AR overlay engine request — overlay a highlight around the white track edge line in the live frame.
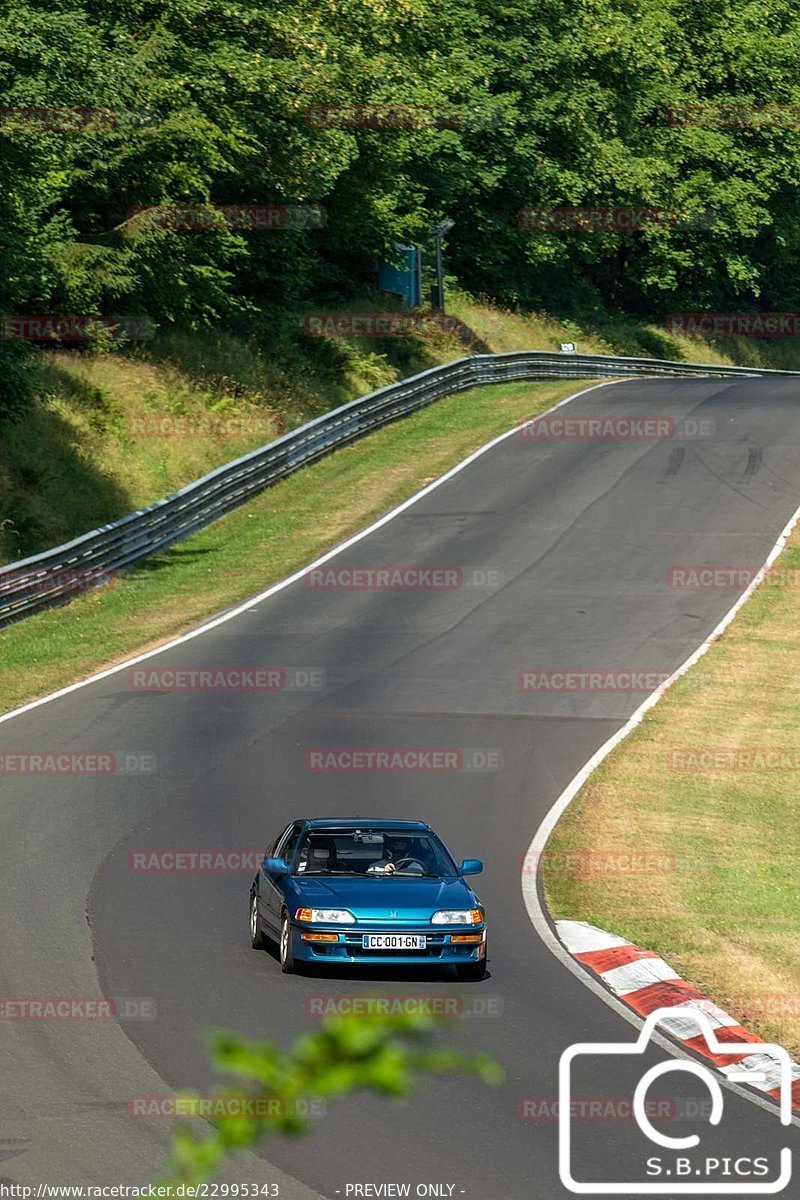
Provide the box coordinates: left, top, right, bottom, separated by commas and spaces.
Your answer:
0, 378, 626, 728
521, 482, 800, 1128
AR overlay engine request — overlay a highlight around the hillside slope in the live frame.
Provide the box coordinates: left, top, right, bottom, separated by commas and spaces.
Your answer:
3, 292, 799, 565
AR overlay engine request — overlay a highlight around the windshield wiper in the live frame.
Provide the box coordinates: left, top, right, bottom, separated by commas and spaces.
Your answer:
299, 869, 360, 876
387, 871, 440, 878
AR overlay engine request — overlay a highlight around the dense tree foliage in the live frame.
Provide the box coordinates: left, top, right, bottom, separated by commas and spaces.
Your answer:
2, 0, 799, 408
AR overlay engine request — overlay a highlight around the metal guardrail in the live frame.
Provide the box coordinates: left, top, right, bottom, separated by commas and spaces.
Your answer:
1, 348, 797, 628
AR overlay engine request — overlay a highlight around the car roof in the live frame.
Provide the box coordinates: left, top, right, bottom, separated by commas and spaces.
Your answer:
301, 818, 431, 831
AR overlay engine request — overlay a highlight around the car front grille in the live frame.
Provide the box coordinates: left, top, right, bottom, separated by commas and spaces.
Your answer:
340, 930, 447, 957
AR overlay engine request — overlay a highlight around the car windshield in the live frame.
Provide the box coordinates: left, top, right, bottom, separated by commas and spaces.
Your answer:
293, 828, 457, 877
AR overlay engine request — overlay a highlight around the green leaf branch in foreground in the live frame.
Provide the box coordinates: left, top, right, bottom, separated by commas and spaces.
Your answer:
157, 1011, 503, 1187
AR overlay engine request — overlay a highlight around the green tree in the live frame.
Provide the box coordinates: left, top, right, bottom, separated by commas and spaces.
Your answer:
157, 1011, 501, 1188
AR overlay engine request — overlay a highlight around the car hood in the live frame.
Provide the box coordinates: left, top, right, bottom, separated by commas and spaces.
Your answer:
289, 875, 479, 921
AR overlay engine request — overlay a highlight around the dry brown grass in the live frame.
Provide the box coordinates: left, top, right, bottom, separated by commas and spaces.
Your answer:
546, 542, 800, 1053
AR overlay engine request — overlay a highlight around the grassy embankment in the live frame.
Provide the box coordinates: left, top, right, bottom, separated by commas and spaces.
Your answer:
5, 291, 800, 565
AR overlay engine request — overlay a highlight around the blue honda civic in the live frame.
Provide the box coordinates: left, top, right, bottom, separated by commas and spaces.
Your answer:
249, 818, 487, 978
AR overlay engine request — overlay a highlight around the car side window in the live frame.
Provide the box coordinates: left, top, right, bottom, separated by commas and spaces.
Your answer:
264, 824, 292, 866
276, 822, 303, 865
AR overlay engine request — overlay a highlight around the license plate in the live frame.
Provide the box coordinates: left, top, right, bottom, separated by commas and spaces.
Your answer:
362, 934, 426, 950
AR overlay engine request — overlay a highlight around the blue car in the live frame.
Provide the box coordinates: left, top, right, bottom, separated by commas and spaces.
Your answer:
249, 818, 487, 979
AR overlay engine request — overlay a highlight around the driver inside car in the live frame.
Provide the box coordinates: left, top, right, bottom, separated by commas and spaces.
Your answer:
381, 834, 430, 874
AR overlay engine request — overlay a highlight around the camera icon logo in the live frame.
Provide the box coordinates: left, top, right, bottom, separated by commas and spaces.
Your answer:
559, 1005, 793, 1194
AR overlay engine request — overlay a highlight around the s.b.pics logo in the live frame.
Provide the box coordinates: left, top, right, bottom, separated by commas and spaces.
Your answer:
559, 1006, 793, 1193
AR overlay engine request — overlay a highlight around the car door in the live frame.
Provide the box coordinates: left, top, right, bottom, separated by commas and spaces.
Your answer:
261, 822, 303, 933
256, 824, 289, 935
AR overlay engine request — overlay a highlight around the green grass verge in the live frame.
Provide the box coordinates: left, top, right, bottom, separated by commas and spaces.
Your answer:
544, 535, 800, 1056
0, 319, 463, 564
7, 289, 800, 565
0, 377, 583, 716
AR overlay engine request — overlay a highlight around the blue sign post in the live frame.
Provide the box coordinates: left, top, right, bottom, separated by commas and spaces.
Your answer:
378, 243, 422, 307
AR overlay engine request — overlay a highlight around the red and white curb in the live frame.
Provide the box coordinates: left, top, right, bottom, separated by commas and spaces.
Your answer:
557, 920, 800, 1111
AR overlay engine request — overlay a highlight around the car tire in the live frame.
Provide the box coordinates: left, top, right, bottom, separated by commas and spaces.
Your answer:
455, 953, 487, 981
250, 893, 267, 950
279, 910, 296, 973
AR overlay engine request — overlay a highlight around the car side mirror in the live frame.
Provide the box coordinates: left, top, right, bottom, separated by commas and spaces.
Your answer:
263, 856, 289, 877
460, 858, 483, 876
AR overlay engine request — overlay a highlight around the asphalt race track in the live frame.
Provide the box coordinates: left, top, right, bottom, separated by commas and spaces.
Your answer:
2, 375, 800, 1198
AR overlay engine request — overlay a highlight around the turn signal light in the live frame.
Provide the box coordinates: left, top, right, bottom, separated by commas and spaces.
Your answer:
451, 933, 484, 944
300, 931, 339, 942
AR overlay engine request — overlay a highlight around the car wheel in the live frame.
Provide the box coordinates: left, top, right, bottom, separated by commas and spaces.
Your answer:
250, 893, 267, 950
279, 910, 296, 973
455, 953, 487, 981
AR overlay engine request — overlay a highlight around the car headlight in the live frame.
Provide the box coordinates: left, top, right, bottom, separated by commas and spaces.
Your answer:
431, 909, 483, 925
295, 907, 355, 924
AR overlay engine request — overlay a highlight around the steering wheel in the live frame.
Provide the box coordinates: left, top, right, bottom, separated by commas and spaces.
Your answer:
389, 857, 426, 874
